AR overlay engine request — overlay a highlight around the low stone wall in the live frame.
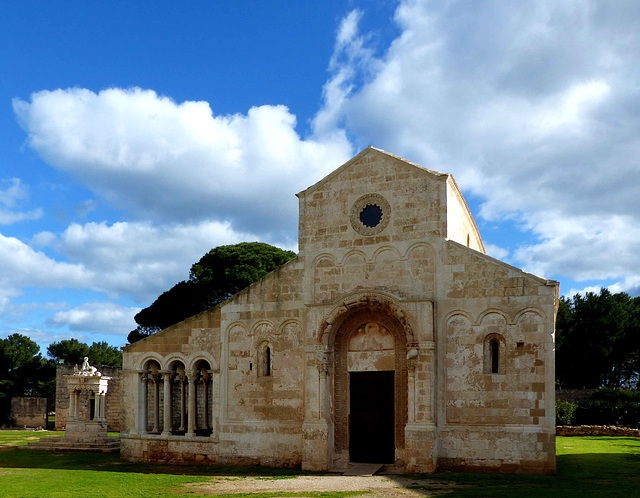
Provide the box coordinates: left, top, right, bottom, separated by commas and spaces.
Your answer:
10, 397, 47, 428
55, 365, 121, 431
556, 425, 640, 437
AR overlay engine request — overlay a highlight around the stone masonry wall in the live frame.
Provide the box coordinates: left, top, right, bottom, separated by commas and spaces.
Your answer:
10, 397, 47, 428
55, 365, 121, 431
557, 425, 640, 437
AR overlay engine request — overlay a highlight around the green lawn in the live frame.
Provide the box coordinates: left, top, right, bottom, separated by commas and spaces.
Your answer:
0, 432, 638, 497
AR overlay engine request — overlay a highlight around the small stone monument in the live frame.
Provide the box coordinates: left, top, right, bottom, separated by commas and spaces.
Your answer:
64, 357, 111, 440
21, 358, 119, 452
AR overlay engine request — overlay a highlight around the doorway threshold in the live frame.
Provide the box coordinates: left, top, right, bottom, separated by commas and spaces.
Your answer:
343, 463, 384, 476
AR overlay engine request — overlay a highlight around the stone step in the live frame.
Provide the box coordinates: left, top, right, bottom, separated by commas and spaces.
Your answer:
20, 436, 120, 453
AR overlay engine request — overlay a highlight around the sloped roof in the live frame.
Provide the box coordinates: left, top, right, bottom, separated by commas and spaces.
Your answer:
297, 146, 449, 198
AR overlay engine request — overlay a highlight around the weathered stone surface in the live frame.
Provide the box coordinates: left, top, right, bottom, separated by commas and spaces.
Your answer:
10, 397, 47, 428
121, 147, 558, 474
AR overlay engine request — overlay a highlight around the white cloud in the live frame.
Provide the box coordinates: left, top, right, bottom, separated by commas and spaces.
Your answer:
43, 219, 259, 303
47, 302, 140, 335
316, 1, 640, 292
0, 178, 42, 224
0, 232, 90, 300
13, 87, 353, 241
484, 243, 509, 261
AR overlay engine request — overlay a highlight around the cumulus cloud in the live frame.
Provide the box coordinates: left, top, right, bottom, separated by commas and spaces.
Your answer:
318, 1, 640, 291
38, 219, 260, 303
47, 302, 140, 335
0, 232, 90, 296
13, 88, 352, 242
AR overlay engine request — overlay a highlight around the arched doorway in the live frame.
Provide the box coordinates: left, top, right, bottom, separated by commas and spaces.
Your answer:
331, 307, 408, 465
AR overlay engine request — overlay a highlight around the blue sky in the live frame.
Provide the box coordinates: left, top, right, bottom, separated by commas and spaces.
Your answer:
2, 1, 640, 354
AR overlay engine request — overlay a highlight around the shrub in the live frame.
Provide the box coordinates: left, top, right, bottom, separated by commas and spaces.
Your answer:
571, 388, 640, 427
556, 400, 578, 425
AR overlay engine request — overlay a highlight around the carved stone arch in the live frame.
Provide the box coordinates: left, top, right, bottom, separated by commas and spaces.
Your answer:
514, 307, 547, 324
477, 308, 510, 326
138, 353, 165, 371
312, 252, 339, 268
514, 308, 548, 342
405, 241, 436, 260
165, 353, 187, 371
372, 245, 403, 262
279, 319, 302, 340
226, 322, 248, 343
328, 297, 410, 465
251, 320, 276, 339
444, 311, 474, 338
186, 353, 218, 372
340, 249, 367, 266
318, 291, 416, 349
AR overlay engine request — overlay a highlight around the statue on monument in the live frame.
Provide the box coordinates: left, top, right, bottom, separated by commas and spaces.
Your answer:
73, 357, 101, 377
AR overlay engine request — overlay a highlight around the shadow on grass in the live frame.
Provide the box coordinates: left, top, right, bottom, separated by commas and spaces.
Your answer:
0, 449, 320, 477
0, 438, 638, 497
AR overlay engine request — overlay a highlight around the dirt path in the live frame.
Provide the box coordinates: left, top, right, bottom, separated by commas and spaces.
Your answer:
181, 474, 458, 497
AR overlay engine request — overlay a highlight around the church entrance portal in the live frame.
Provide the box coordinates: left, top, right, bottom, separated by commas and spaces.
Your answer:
349, 371, 395, 463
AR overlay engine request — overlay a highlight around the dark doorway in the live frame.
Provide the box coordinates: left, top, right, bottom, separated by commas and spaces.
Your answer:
349, 371, 395, 463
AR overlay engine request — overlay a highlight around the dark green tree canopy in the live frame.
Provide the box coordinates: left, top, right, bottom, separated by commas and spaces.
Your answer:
129, 242, 296, 343
47, 339, 122, 367
0, 334, 55, 424
556, 289, 640, 389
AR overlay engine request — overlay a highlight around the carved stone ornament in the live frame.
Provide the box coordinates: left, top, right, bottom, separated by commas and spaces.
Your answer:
349, 193, 391, 236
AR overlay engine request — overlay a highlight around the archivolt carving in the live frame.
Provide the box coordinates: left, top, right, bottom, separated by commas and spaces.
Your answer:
280, 320, 301, 339
318, 291, 415, 347
226, 323, 248, 343
477, 309, 509, 326
252, 321, 275, 338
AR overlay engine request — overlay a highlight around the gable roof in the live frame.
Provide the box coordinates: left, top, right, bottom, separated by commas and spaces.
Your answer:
297, 146, 449, 198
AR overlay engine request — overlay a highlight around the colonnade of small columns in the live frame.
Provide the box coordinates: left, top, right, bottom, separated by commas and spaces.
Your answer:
139, 366, 216, 437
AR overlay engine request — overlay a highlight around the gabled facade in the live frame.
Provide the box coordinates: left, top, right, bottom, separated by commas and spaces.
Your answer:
121, 147, 558, 474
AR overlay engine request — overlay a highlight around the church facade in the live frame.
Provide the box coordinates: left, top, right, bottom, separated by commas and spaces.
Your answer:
120, 147, 558, 474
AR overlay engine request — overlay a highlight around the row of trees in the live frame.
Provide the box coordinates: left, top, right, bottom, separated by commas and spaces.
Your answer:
556, 288, 640, 390
0, 335, 121, 425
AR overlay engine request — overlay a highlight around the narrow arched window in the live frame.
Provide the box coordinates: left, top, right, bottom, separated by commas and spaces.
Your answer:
258, 342, 272, 377
491, 339, 499, 374
484, 334, 505, 375
265, 346, 271, 377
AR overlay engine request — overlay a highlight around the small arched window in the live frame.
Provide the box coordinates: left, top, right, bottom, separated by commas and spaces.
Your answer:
258, 342, 272, 377
483, 334, 505, 374
491, 339, 500, 374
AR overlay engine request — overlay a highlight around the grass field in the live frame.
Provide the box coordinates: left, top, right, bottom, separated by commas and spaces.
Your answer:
0, 431, 638, 497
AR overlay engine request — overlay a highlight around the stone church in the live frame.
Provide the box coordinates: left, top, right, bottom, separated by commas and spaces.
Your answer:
121, 147, 558, 474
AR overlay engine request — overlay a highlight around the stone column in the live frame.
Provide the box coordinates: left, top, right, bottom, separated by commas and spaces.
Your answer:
407, 348, 418, 423
162, 372, 172, 435
178, 375, 187, 432
151, 373, 160, 433
139, 372, 148, 434
100, 393, 107, 420
186, 370, 197, 437
302, 348, 332, 471
202, 371, 210, 430
93, 392, 101, 420
69, 391, 76, 421
74, 391, 80, 419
